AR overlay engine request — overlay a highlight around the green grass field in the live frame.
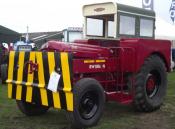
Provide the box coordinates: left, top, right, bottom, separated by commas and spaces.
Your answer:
0, 72, 175, 129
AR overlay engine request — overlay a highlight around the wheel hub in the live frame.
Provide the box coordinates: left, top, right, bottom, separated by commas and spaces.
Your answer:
147, 76, 155, 91
79, 91, 99, 120
146, 74, 158, 98
82, 98, 94, 109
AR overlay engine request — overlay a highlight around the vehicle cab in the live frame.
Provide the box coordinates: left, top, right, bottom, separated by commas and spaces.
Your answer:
83, 2, 155, 39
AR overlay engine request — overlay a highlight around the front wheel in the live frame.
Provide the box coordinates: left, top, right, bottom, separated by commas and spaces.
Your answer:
134, 55, 167, 112
16, 101, 49, 116
67, 78, 105, 129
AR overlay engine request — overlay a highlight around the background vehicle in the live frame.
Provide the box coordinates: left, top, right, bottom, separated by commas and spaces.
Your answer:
0, 43, 9, 83
6, 2, 171, 129
61, 27, 83, 42
13, 40, 37, 51
0, 32, 37, 84
13, 26, 37, 51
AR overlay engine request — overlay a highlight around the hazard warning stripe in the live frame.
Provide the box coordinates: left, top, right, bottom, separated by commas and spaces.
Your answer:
21, 52, 30, 101
61, 52, 73, 111
43, 52, 50, 86
12, 84, 17, 99
61, 53, 72, 91
11, 52, 19, 99
26, 52, 35, 102
16, 51, 25, 100
21, 86, 27, 102
43, 52, 53, 106
22, 52, 30, 83
54, 52, 67, 109
48, 52, 61, 109
7, 51, 15, 98
36, 52, 48, 106
36, 52, 45, 88
7, 51, 73, 111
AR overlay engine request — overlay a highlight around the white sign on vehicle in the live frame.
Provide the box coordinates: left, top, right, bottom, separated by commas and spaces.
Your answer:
142, 0, 154, 10
47, 71, 61, 92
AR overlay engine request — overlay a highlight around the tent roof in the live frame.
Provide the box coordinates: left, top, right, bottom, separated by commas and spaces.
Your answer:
155, 17, 175, 40
0, 25, 19, 35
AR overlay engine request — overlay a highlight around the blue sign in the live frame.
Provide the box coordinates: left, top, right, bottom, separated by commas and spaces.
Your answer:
142, 0, 154, 10
170, 0, 175, 23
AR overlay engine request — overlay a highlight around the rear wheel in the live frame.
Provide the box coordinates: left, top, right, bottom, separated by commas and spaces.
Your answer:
134, 55, 167, 112
16, 101, 49, 116
67, 78, 105, 129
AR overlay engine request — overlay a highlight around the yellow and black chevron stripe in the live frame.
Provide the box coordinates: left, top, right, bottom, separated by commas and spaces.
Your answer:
6, 51, 73, 111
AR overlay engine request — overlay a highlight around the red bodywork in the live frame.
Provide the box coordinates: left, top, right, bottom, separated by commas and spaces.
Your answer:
41, 38, 171, 104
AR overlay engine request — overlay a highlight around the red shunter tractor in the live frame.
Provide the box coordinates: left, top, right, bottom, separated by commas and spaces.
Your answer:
6, 2, 171, 129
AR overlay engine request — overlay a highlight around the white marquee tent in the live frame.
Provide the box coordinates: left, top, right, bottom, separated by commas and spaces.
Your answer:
155, 17, 175, 41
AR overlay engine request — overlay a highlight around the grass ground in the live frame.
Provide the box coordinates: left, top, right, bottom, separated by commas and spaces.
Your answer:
0, 72, 175, 129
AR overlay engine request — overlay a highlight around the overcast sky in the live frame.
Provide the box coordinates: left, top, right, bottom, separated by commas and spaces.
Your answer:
0, 0, 174, 33
0, 0, 141, 33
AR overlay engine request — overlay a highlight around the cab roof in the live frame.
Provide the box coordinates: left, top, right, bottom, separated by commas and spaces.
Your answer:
83, 2, 155, 18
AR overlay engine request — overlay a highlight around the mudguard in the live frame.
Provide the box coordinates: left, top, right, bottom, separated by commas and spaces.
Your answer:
6, 51, 73, 111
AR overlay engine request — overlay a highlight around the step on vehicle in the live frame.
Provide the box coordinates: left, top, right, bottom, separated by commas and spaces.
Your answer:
6, 2, 171, 129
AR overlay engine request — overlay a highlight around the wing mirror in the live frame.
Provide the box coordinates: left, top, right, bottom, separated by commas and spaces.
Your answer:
2, 43, 9, 50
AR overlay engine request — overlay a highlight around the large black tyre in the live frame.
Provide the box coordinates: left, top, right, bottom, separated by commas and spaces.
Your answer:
67, 78, 105, 129
16, 101, 49, 116
1, 64, 7, 84
134, 55, 167, 112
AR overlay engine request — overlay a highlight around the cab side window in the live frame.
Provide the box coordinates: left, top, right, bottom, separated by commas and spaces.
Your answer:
140, 19, 154, 37
119, 15, 136, 35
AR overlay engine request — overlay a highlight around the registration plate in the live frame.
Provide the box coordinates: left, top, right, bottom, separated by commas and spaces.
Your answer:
18, 45, 32, 51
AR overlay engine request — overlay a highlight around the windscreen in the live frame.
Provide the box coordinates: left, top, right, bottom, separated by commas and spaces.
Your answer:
86, 18, 104, 36
108, 21, 115, 37
86, 15, 115, 38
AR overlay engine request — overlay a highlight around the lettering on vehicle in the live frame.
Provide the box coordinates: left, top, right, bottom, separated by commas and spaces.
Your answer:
89, 64, 106, 69
94, 7, 105, 12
